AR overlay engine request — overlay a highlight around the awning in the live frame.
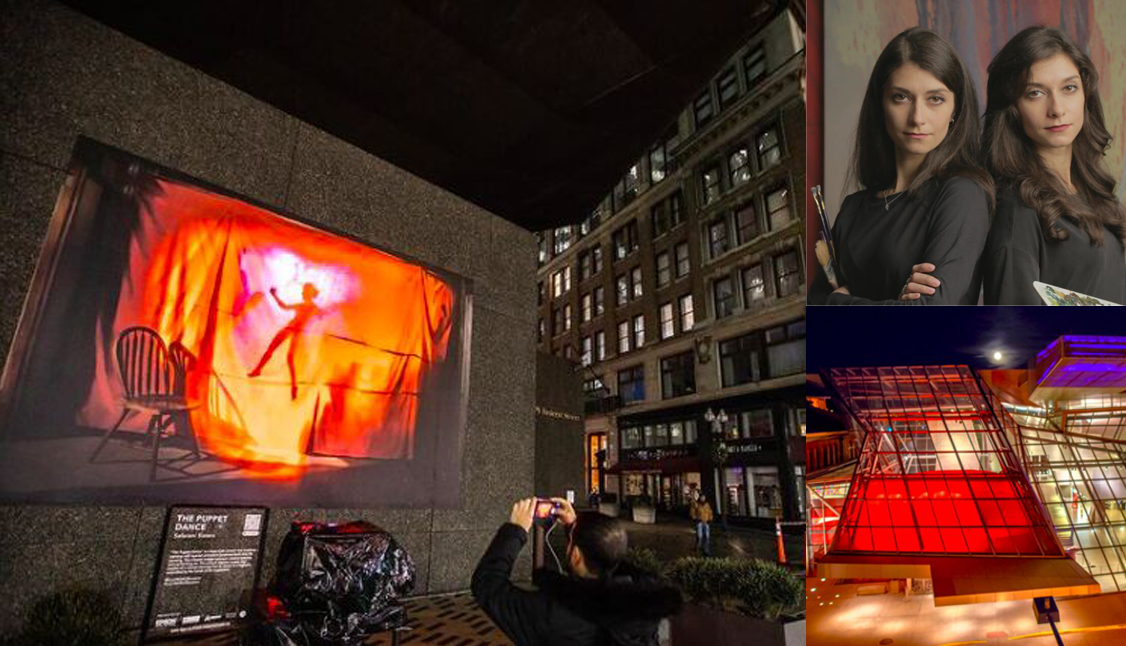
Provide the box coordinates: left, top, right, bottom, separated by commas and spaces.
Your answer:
816, 554, 1099, 606
605, 456, 701, 476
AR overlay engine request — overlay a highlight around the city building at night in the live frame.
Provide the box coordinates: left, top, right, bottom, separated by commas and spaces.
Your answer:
810, 335, 1126, 604
534, 6, 806, 528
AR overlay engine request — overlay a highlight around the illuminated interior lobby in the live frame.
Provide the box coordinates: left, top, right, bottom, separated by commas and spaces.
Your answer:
810, 335, 1126, 606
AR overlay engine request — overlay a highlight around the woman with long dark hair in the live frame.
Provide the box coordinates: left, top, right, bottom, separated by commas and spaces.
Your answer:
809, 27, 994, 305
979, 26, 1126, 304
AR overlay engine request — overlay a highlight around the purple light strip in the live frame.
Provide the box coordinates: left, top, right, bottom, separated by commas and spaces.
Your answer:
1037, 357, 1061, 386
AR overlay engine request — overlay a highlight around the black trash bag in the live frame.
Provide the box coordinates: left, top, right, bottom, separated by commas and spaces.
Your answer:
256, 521, 414, 645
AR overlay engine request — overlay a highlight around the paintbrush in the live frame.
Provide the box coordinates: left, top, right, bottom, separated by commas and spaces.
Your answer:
811, 185, 842, 288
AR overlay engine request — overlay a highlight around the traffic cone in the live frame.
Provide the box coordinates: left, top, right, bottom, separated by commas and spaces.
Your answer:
775, 516, 787, 565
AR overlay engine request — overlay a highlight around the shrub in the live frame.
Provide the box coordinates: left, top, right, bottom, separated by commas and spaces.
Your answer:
623, 547, 665, 577
666, 557, 803, 620
4, 587, 129, 646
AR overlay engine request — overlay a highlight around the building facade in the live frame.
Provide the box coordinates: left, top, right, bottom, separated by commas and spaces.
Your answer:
534, 7, 806, 528
811, 335, 1126, 599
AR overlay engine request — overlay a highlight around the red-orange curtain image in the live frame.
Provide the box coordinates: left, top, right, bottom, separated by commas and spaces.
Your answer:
76, 180, 455, 466
0, 140, 469, 506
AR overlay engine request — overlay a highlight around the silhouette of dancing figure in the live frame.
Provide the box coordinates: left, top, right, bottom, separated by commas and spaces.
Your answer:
248, 283, 322, 399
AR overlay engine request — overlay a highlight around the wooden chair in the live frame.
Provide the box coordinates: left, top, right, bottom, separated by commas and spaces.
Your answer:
89, 326, 199, 481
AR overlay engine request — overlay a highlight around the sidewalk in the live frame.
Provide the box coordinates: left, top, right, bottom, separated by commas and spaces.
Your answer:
547, 511, 805, 569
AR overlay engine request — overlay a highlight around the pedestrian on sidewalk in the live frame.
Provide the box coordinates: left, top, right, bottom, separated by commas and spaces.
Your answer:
689, 493, 713, 557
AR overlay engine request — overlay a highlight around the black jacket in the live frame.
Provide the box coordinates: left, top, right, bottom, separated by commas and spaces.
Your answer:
471, 523, 683, 646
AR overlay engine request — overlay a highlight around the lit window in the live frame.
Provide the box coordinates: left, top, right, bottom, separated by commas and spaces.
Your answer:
631, 266, 643, 299
593, 287, 605, 316
633, 314, 645, 349
729, 147, 751, 186
656, 252, 671, 287
581, 336, 592, 366
616, 274, 629, 306
618, 320, 630, 354
709, 217, 730, 259
595, 330, 606, 361
581, 292, 592, 322
659, 303, 675, 340
744, 264, 765, 303
701, 164, 722, 205
758, 126, 782, 171
766, 185, 791, 231
678, 294, 694, 332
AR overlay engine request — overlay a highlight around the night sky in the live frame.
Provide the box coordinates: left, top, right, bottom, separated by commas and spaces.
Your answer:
807, 306, 1126, 371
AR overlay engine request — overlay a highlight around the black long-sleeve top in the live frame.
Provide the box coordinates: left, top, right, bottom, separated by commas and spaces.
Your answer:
809, 177, 990, 305
983, 186, 1126, 305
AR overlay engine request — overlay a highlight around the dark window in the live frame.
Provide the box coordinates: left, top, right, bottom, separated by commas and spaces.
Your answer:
708, 217, 730, 259
579, 251, 592, 280
661, 352, 696, 399
669, 190, 683, 227
744, 264, 765, 303
656, 252, 671, 287
774, 249, 801, 298
583, 377, 606, 395
720, 332, 761, 387
537, 232, 548, 266
714, 276, 736, 319
717, 67, 740, 109
613, 221, 639, 260
650, 144, 667, 184
674, 242, 690, 278
594, 286, 605, 316
741, 409, 774, 439
618, 365, 646, 404
766, 185, 791, 231
701, 164, 722, 205
581, 336, 592, 366
729, 147, 751, 187
757, 126, 782, 171
693, 90, 714, 128
744, 46, 766, 88
621, 426, 642, 449
735, 202, 759, 244
631, 266, 643, 299
538, 318, 544, 343
766, 320, 806, 378
538, 281, 544, 305
552, 307, 563, 336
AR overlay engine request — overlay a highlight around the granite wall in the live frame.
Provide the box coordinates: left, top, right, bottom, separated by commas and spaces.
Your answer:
533, 352, 585, 502
0, 0, 536, 633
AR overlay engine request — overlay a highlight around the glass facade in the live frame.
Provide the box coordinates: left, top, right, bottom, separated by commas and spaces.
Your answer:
827, 366, 1062, 557
817, 342, 1126, 592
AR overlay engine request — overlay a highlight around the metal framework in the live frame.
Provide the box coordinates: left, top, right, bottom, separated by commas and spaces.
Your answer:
826, 366, 1063, 557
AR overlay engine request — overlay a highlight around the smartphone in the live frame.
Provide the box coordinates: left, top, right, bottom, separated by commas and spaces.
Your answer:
534, 499, 559, 519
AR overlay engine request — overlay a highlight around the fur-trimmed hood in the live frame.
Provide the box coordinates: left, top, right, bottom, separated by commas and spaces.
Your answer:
533, 563, 683, 645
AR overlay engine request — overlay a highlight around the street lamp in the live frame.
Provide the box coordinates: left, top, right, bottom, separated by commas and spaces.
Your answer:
704, 408, 731, 530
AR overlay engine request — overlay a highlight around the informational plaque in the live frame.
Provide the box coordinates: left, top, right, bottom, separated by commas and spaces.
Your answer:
143, 506, 268, 641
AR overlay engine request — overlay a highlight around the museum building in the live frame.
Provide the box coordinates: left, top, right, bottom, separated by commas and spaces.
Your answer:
809, 335, 1126, 604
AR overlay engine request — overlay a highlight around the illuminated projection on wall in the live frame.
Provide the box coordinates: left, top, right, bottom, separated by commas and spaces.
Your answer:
0, 139, 471, 507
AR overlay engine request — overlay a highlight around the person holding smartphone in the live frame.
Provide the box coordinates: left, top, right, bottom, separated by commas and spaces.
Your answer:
471, 497, 682, 646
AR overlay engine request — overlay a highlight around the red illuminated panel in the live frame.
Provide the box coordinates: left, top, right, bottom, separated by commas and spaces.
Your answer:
827, 366, 1064, 558
75, 179, 455, 471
